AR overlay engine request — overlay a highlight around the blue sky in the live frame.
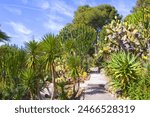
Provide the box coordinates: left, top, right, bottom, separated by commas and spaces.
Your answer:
0, 0, 136, 47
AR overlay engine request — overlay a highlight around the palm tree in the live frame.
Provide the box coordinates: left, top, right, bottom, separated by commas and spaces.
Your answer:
25, 40, 40, 99
40, 34, 61, 100
0, 29, 9, 42
25, 40, 39, 70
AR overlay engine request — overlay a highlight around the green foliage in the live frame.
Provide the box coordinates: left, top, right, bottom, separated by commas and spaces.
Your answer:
127, 76, 150, 100
59, 24, 96, 54
0, 45, 26, 99
0, 2, 149, 100
59, 24, 96, 70
106, 55, 150, 99
73, 4, 121, 31
67, 55, 80, 79
21, 69, 36, 99
40, 34, 62, 99
41, 34, 61, 70
104, 18, 149, 57
56, 76, 68, 100
132, 0, 150, 12
25, 40, 39, 70
99, 27, 107, 47
107, 52, 141, 91
0, 29, 9, 42
125, 8, 150, 41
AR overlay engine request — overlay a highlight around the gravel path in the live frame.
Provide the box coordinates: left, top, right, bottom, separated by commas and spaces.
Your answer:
80, 73, 116, 100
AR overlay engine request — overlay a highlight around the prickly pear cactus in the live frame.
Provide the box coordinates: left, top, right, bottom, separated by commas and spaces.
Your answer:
104, 17, 150, 57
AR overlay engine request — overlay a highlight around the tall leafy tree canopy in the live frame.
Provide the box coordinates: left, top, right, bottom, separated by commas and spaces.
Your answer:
58, 24, 96, 56
73, 4, 121, 32
132, 0, 150, 12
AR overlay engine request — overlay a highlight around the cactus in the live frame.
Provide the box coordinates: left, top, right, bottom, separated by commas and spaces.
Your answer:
104, 17, 150, 57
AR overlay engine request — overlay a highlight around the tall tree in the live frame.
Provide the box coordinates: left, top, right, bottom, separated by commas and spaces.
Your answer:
25, 40, 40, 99
58, 24, 96, 97
73, 4, 121, 52
40, 34, 61, 100
73, 4, 121, 32
132, 0, 150, 12
59, 24, 96, 56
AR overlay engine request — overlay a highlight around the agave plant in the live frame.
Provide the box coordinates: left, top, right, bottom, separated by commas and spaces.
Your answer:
107, 52, 142, 92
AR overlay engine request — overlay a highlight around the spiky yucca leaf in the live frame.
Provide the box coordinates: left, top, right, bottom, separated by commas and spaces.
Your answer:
108, 52, 141, 90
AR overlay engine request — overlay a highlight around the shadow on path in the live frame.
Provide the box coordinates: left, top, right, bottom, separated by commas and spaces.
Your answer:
80, 73, 116, 100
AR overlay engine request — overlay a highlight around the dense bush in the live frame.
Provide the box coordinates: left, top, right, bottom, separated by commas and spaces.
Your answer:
128, 62, 150, 99
105, 51, 150, 99
103, 17, 149, 58
106, 52, 142, 95
127, 76, 150, 100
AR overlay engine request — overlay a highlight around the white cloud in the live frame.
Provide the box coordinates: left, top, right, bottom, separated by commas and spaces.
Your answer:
9, 22, 32, 35
9, 33, 31, 47
50, 0, 75, 17
40, 1, 50, 10
2, 3, 42, 11
74, 0, 96, 6
42, 0, 75, 33
4, 7, 22, 15
78, 0, 89, 5
5, 29, 40, 47
110, 0, 135, 17
47, 14, 65, 23
44, 18, 64, 33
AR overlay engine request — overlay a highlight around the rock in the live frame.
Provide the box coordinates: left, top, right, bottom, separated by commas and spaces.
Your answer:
40, 83, 54, 100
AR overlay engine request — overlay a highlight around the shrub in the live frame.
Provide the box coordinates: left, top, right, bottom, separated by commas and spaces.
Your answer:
107, 52, 142, 93
127, 76, 150, 100
104, 17, 149, 57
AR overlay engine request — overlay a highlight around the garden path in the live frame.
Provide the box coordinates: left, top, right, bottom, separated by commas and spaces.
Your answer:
80, 72, 116, 100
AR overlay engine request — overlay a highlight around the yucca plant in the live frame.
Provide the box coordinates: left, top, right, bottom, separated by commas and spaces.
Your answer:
67, 55, 81, 98
0, 29, 9, 42
40, 34, 61, 100
107, 52, 142, 93
25, 40, 41, 99
21, 69, 36, 99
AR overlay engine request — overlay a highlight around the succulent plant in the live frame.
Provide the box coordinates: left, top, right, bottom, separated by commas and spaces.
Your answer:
104, 18, 150, 57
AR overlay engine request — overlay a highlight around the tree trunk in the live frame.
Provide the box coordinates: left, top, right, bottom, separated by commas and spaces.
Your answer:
50, 64, 56, 100
95, 30, 99, 54
77, 77, 80, 92
72, 82, 76, 98
30, 90, 33, 100
76, 69, 80, 92
36, 79, 42, 100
